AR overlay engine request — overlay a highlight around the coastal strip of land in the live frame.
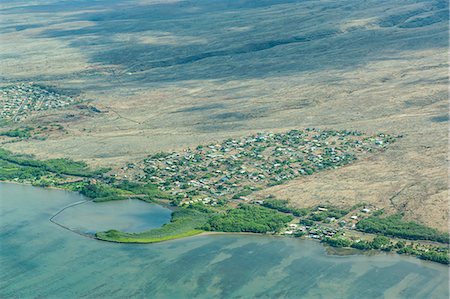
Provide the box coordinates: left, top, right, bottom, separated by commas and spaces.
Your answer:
0, 128, 448, 264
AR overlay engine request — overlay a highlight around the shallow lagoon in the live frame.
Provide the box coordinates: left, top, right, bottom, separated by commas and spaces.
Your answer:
52, 198, 172, 234
0, 183, 448, 298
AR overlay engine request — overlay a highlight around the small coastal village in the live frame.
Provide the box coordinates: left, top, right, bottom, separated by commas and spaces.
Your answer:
281, 206, 370, 238
1, 122, 447, 264
126, 128, 395, 207
0, 83, 78, 122
116, 129, 448, 264
0, 101, 448, 264
2, 0, 448, 296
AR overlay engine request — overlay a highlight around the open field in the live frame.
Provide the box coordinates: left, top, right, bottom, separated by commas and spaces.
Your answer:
0, 0, 448, 230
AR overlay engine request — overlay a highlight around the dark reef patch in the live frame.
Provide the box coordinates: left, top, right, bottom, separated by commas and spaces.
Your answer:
430, 115, 449, 123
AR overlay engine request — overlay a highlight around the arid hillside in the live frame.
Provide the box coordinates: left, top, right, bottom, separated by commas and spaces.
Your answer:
1, 0, 448, 230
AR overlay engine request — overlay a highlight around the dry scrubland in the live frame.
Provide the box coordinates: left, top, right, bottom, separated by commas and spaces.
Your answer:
0, 0, 448, 230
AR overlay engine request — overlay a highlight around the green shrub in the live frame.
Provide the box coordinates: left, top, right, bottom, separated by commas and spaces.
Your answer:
300, 219, 314, 226
356, 214, 449, 243
232, 189, 253, 199
322, 237, 352, 248
371, 235, 391, 249
351, 240, 372, 250
115, 180, 172, 199
203, 204, 293, 233
0, 127, 34, 138
419, 251, 449, 264
80, 183, 122, 200
0, 149, 109, 177
294, 231, 306, 237
262, 199, 309, 216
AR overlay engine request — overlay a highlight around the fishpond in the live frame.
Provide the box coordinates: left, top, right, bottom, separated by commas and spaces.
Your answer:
0, 183, 448, 298
51, 198, 172, 234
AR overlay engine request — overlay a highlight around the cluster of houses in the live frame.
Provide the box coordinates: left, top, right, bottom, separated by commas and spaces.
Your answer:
0, 83, 76, 122
282, 222, 339, 238
135, 129, 394, 206
180, 196, 218, 206
282, 207, 374, 239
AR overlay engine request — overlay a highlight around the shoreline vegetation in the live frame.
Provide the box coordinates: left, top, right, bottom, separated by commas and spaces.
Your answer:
1, 128, 448, 264
96, 208, 208, 243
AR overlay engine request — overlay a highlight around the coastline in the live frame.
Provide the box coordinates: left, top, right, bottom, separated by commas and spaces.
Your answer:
2, 179, 447, 298
1, 180, 72, 191
1, 181, 448, 265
